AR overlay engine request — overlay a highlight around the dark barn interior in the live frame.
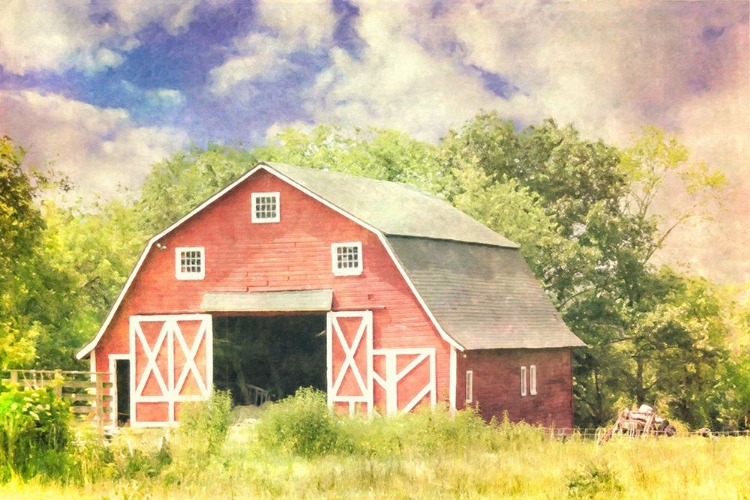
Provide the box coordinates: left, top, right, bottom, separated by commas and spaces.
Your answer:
212, 314, 327, 405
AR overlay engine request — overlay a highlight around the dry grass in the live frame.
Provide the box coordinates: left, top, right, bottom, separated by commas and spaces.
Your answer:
2, 408, 749, 499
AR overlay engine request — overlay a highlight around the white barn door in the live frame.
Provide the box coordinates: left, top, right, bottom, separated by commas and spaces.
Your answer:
130, 314, 212, 426
327, 311, 373, 415
373, 348, 436, 415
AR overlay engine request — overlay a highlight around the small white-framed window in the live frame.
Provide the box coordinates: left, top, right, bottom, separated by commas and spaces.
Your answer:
466, 370, 474, 404
520, 366, 527, 397
332, 242, 363, 276
176, 247, 205, 280
530, 365, 537, 396
251, 192, 280, 223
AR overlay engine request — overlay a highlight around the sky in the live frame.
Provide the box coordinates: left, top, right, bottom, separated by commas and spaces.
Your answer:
0, 0, 748, 284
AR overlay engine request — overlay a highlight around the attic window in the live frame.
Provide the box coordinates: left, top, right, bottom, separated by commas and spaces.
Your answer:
251, 192, 280, 223
332, 242, 363, 276
176, 247, 205, 280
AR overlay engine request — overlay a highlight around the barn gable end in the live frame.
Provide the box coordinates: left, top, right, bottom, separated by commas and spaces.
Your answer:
77, 162, 584, 428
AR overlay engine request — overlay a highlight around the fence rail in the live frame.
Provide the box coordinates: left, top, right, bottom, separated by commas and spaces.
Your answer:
546, 427, 750, 440
2, 369, 114, 435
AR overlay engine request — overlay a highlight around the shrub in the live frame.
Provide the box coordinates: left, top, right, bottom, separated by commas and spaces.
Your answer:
257, 387, 343, 457
0, 383, 71, 481
566, 461, 624, 498
175, 389, 233, 457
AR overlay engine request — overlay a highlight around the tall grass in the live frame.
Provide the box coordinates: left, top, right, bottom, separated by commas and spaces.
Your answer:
2, 388, 749, 498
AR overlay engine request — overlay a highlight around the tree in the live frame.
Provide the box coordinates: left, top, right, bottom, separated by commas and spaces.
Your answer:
0, 136, 45, 368
438, 113, 729, 427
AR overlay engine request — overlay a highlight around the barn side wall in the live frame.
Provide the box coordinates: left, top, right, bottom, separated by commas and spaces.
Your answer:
457, 348, 574, 428
93, 169, 450, 421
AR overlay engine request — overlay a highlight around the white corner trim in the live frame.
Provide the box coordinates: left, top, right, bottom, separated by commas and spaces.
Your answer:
449, 347, 456, 413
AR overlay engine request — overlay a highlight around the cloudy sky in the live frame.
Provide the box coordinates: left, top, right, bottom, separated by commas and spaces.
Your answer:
0, 0, 748, 283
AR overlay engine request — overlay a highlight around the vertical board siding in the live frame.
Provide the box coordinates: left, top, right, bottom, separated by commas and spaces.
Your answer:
94, 170, 450, 418
458, 348, 574, 428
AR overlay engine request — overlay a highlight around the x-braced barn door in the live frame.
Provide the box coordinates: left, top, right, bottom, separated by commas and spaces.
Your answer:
327, 311, 373, 415
130, 314, 212, 426
373, 348, 436, 415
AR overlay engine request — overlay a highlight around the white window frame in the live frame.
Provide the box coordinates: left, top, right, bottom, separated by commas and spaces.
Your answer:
530, 364, 537, 396
465, 370, 474, 404
251, 192, 280, 223
175, 247, 205, 280
331, 242, 363, 276
520, 366, 527, 397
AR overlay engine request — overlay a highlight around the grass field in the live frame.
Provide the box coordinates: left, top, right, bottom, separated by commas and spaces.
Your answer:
1, 393, 749, 499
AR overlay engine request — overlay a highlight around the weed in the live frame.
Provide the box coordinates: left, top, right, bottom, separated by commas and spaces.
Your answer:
0, 383, 71, 481
567, 460, 624, 498
257, 387, 344, 457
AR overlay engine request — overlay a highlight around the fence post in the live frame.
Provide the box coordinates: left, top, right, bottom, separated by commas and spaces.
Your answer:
95, 373, 104, 436
53, 369, 63, 398
10, 370, 18, 385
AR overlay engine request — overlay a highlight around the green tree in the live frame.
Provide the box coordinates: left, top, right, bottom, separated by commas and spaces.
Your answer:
0, 136, 46, 368
438, 113, 728, 427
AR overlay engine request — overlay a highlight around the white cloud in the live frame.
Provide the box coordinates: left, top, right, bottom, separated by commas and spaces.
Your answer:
209, 34, 294, 95
302, 4, 507, 140
255, 0, 336, 47
208, 0, 337, 95
295, 0, 749, 282
0, 90, 189, 197
0, 0, 203, 75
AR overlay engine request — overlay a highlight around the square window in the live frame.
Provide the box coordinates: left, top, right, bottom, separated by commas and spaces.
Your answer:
466, 370, 474, 404
530, 365, 537, 396
176, 247, 205, 280
520, 366, 527, 397
251, 192, 280, 223
332, 242, 363, 276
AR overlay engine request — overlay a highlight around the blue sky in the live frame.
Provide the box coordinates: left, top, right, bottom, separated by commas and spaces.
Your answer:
0, 0, 748, 282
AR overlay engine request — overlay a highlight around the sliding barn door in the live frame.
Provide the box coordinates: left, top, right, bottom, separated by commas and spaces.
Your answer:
327, 311, 373, 414
130, 314, 212, 426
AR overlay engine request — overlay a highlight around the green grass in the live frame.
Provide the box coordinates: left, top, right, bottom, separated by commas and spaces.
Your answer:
1, 390, 749, 499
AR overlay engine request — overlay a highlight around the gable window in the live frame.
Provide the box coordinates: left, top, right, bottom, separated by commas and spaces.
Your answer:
520, 366, 527, 397
332, 242, 363, 276
465, 370, 474, 404
251, 192, 280, 223
529, 365, 537, 396
176, 247, 205, 280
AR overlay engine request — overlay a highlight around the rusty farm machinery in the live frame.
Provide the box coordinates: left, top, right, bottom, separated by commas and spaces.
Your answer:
598, 405, 677, 444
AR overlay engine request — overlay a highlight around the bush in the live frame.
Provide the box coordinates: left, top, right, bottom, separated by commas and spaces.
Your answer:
175, 389, 233, 457
567, 461, 624, 498
257, 387, 344, 457
0, 383, 71, 481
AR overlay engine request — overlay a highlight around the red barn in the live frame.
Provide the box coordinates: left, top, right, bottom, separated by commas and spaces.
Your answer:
76, 162, 585, 428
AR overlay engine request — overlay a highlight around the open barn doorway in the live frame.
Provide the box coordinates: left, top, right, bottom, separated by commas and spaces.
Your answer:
212, 314, 327, 406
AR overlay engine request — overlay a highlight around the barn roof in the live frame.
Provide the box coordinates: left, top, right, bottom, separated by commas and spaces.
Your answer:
77, 162, 582, 360
386, 237, 586, 350
266, 162, 518, 248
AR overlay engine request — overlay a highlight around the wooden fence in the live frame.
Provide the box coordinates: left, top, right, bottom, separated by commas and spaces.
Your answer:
2, 369, 114, 435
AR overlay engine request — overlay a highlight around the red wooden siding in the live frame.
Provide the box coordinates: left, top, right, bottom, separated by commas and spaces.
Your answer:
94, 169, 450, 418
457, 348, 574, 428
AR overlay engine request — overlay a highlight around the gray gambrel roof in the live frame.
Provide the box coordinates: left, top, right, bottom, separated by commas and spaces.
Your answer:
267, 163, 584, 350
267, 162, 518, 248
